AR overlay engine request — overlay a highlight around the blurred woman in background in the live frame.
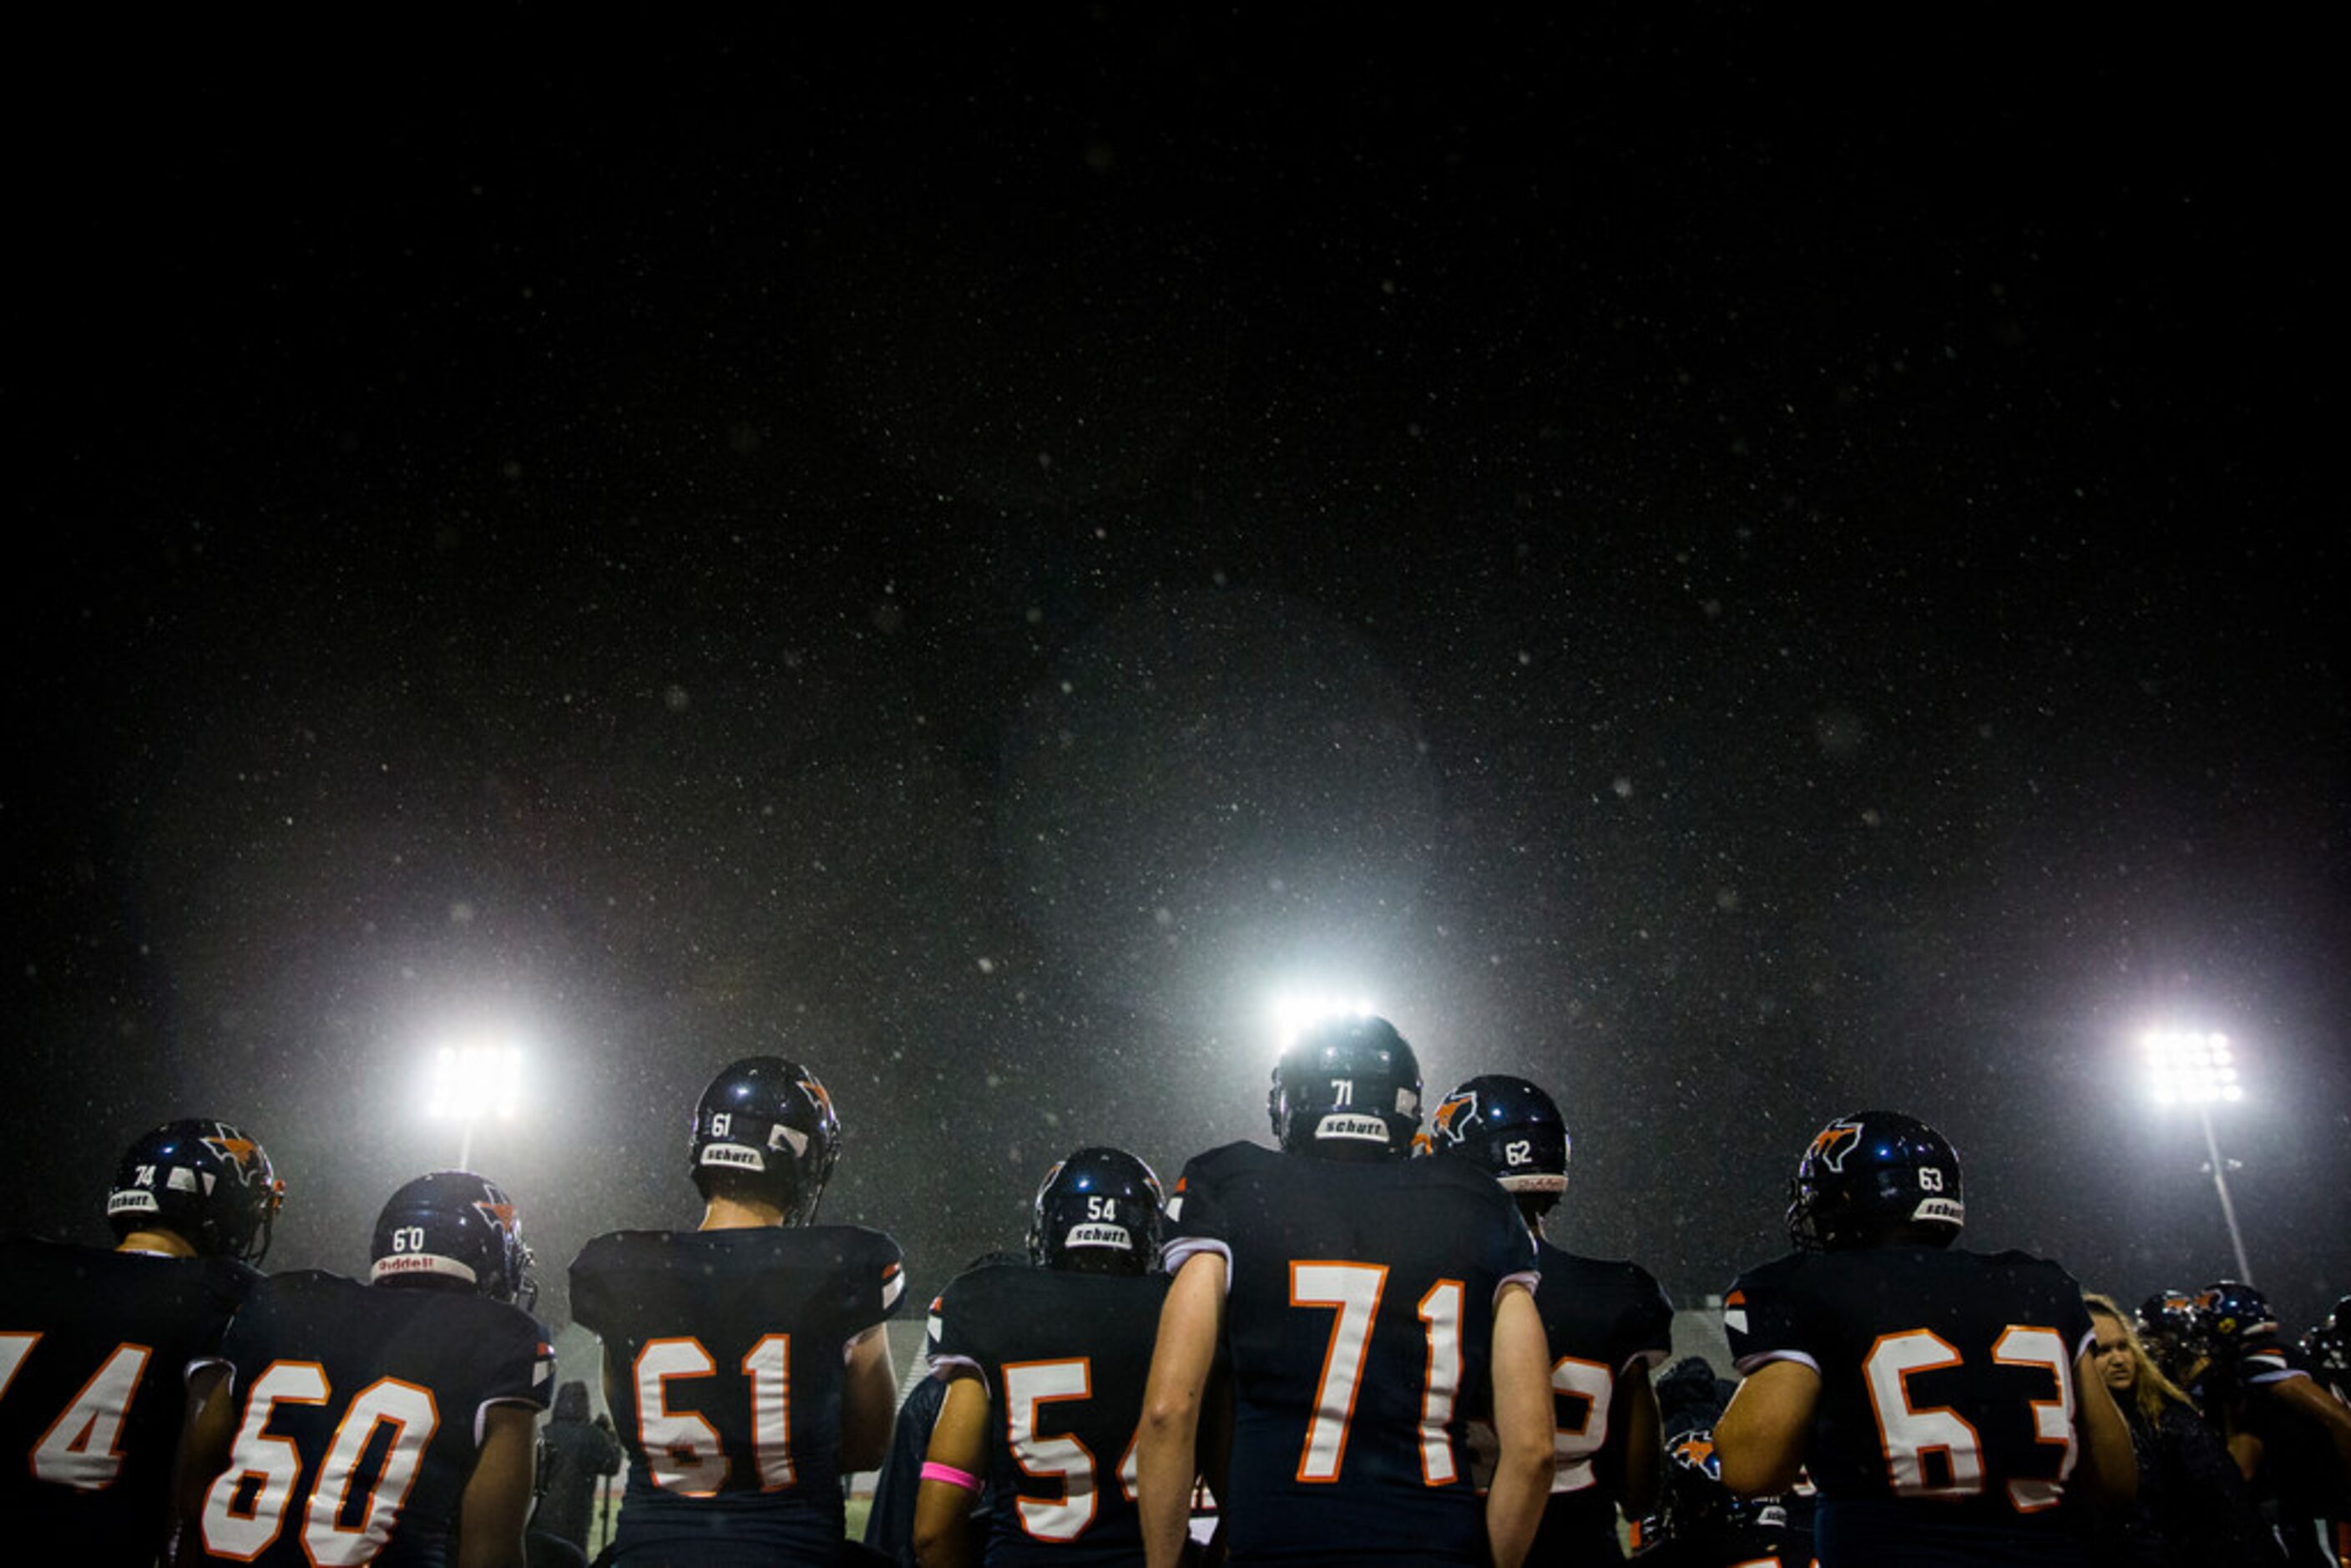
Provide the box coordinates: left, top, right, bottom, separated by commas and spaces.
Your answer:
2081, 1292, 2282, 1567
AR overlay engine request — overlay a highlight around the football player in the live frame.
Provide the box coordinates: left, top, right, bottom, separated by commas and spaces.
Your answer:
1418, 1074, 1671, 1562
2306, 1296, 2351, 1409
569, 1055, 908, 1564
2135, 1288, 2202, 1389
866, 1250, 1029, 1566
1135, 1014, 1556, 1568
913, 1147, 1171, 1565
0, 1118, 281, 1563
177, 1169, 552, 1566
1711, 1110, 2134, 1566
2190, 1281, 2351, 1568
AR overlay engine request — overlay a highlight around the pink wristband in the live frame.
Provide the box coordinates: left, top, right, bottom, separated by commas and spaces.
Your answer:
922, 1460, 982, 1493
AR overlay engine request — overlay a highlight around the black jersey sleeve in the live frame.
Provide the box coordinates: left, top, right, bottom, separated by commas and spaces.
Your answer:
926, 1267, 996, 1393
1161, 1143, 1246, 1279
1619, 1262, 1676, 1373
1722, 1254, 1815, 1377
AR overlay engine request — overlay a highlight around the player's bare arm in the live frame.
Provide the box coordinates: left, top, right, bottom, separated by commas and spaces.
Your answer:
2267, 1370, 2351, 1480
841, 1322, 898, 1474
1138, 1249, 1225, 1568
455, 1402, 538, 1568
169, 1365, 237, 1567
1612, 1362, 1665, 1520
2070, 1346, 2137, 1505
911, 1373, 988, 1568
1484, 1280, 1556, 1568
1713, 1358, 1821, 1496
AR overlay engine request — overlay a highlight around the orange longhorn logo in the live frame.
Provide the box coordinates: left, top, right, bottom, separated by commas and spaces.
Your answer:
1806, 1119, 1864, 1174
473, 1200, 519, 1236
1430, 1090, 1478, 1146
799, 1077, 836, 1120
202, 1128, 260, 1176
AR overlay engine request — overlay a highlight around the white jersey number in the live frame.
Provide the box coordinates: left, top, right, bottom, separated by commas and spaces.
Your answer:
1861, 1326, 2076, 1510
1289, 1262, 1466, 1486
200, 1362, 440, 1565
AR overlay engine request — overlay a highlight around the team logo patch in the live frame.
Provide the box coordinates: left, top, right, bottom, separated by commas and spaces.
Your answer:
1805, 1118, 1865, 1174
473, 1198, 519, 1237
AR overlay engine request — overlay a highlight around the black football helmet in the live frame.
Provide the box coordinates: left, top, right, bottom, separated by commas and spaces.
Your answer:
2190, 1279, 2278, 1358
1268, 1014, 1423, 1157
1419, 1075, 1570, 1211
2135, 1288, 2201, 1378
370, 1170, 534, 1306
690, 1055, 841, 1225
1784, 1110, 1964, 1252
1029, 1146, 1165, 1273
106, 1118, 285, 1262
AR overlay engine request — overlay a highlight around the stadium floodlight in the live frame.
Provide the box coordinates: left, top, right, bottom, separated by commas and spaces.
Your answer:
1268, 990, 1378, 1050
2141, 1029, 2253, 1284
426, 1040, 523, 1172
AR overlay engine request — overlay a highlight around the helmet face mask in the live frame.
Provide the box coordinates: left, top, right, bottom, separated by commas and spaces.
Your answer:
370, 1171, 534, 1308
1419, 1075, 1570, 1211
1784, 1111, 1964, 1252
1267, 1015, 1423, 1158
1028, 1146, 1164, 1273
690, 1056, 842, 1226
107, 1119, 285, 1263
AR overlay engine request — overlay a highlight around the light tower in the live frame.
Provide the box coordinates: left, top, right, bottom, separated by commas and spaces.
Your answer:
426, 1040, 523, 1172
2141, 1029, 2252, 1285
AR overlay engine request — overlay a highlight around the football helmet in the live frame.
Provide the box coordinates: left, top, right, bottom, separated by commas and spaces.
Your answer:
1268, 1014, 1423, 1156
1419, 1074, 1570, 1209
106, 1118, 285, 1262
2303, 1295, 2349, 1380
370, 1170, 534, 1306
1029, 1146, 1164, 1273
2190, 1279, 2278, 1358
2137, 1287, 2199, 1341
1784, 1110, 1964, 1252
690, 1055, 841, 1225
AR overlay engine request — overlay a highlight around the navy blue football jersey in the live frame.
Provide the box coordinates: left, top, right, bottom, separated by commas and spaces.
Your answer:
1724, 1245, 2096, 1566
0, 1237, 258, 1564
186, 1269, 554, 1565
569, 1224, 908, 1561
1162, 1141, 1540, 1564
1498, 1243, 1674, 1560
926, 1261, 1170, 1564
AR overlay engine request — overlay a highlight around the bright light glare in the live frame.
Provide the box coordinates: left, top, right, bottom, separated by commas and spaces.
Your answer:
2141, 1029, 2244, 1105
427, 1042, 523, 1123
1269, 991, 1378, 1049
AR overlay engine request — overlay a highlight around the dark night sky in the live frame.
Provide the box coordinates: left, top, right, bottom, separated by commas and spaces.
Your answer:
5, 14, 2343, 1335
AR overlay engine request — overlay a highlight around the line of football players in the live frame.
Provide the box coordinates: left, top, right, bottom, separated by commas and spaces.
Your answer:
2, 1123, 552, 1565
7, 1019, 2348, 1566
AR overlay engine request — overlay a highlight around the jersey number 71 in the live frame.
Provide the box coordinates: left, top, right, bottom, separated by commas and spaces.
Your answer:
1290, 1262, 1465, 1486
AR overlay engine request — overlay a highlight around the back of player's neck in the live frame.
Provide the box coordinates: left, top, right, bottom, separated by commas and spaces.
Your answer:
115, 1229, 198, 1258
699, 1196, 788, 1232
